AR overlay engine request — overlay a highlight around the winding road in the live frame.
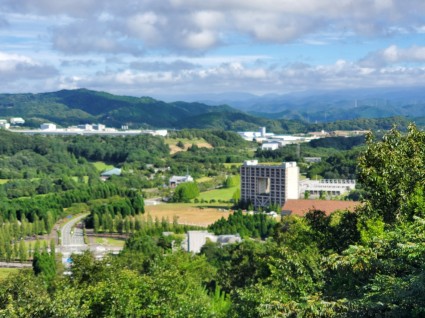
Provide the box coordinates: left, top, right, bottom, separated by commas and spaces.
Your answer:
61, 214, 88, 247
60, 214, 89, 264
60, 213, 124, 265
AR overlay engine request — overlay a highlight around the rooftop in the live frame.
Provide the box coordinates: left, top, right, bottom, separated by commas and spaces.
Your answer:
281, 199, 362, 217
101, 167, 122, 176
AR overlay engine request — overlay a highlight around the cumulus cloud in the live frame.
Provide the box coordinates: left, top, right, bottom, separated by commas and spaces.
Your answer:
52, 22, 144, 55
1, 0, 100, 17
0, 52, 58, 83
0, 16, 8, 28
4, 0, 425, 54
3, 0, 425, 96
360, 45, 425, 67
52, 56, 425, 98
60, 59, 99, 67
129, 60, 200, 72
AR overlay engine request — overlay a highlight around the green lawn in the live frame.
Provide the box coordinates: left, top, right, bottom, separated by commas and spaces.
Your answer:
164, 137, 209, 146
0, 268, 19, 281
197, 186, 238, 202
196, 176, 214, 183
0, 179, 9, 184
94, 237, 126, 248
92, 161, 115, 172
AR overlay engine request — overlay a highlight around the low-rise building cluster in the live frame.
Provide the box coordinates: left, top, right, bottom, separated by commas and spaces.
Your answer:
6, 120, 168, 136
0, 117, 25, 129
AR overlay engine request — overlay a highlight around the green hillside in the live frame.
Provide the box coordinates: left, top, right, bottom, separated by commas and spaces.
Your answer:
0, 89, 420, 132
0, 89, 240, 129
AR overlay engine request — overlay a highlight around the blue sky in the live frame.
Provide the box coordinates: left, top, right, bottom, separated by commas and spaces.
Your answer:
1, 0, 425, 100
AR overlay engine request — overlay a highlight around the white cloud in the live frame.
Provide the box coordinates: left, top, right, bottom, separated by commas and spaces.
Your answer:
3, 0, 425, 54
360, 45, 425, 67
49, 55, 425, 98
0, 52, 58, 89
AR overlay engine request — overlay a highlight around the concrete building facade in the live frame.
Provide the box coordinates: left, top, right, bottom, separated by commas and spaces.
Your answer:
184, 231, 242, 253
299, 179, 356, 197
40, 123, 57, 130
240, 160, 299, 209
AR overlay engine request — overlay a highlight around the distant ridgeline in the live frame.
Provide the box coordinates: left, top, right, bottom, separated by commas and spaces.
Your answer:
0, 88, 417, 132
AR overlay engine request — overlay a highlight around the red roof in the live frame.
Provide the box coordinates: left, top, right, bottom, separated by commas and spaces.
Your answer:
281, 199, 361, 217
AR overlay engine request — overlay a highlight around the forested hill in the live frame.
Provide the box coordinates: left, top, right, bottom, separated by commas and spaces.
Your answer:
0, 88, 418, 132
0, 89, 243, 129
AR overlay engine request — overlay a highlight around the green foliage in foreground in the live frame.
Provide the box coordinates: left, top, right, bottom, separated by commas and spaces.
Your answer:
359, 124, 425, 223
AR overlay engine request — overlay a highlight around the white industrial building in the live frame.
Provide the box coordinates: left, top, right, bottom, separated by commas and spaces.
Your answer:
238, 127, 274, 141
240, 160, 299, 209
184, 231, 242, 253
261, 142, 280, 151
0, 119, 10, 129
10, 117, 25, 125
40, 123, 57, 130
299, 179, 356, 197
93, 124, 106, 131
77, 124, 93, 130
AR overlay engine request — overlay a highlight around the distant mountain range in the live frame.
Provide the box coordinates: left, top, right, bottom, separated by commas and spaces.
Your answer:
179, 87, 425, 122
0, 88, 421, 132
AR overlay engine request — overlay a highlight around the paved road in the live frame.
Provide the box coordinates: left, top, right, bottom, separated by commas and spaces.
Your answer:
61, 214, 89, 247
60, 214, 89, 263
60, 213, 124, 265
0, 261, 32, 268
145, 197, 163, 206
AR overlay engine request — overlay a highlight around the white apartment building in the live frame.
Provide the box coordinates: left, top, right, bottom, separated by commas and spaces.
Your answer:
240, 160, 299, 209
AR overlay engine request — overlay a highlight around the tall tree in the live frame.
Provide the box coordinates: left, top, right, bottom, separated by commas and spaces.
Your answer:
358, 124, 425, 223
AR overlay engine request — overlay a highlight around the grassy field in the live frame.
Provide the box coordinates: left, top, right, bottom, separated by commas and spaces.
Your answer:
165, 138, 213, 154
94, 237, 125, 248
144, 203, 232, 227
198, 186, 238, 202
71, 176, 89, 183
0, 179, 9, 184
92, 161, 115, 172
0, 268, 19, 281
196, 176, 214, 183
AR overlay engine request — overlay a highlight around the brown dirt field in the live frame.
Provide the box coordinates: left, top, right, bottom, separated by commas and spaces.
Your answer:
144, 203, 232, 227
169, 142, 213, 155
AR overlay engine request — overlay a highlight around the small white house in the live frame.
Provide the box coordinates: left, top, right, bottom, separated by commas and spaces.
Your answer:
169, 175, 194, 188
